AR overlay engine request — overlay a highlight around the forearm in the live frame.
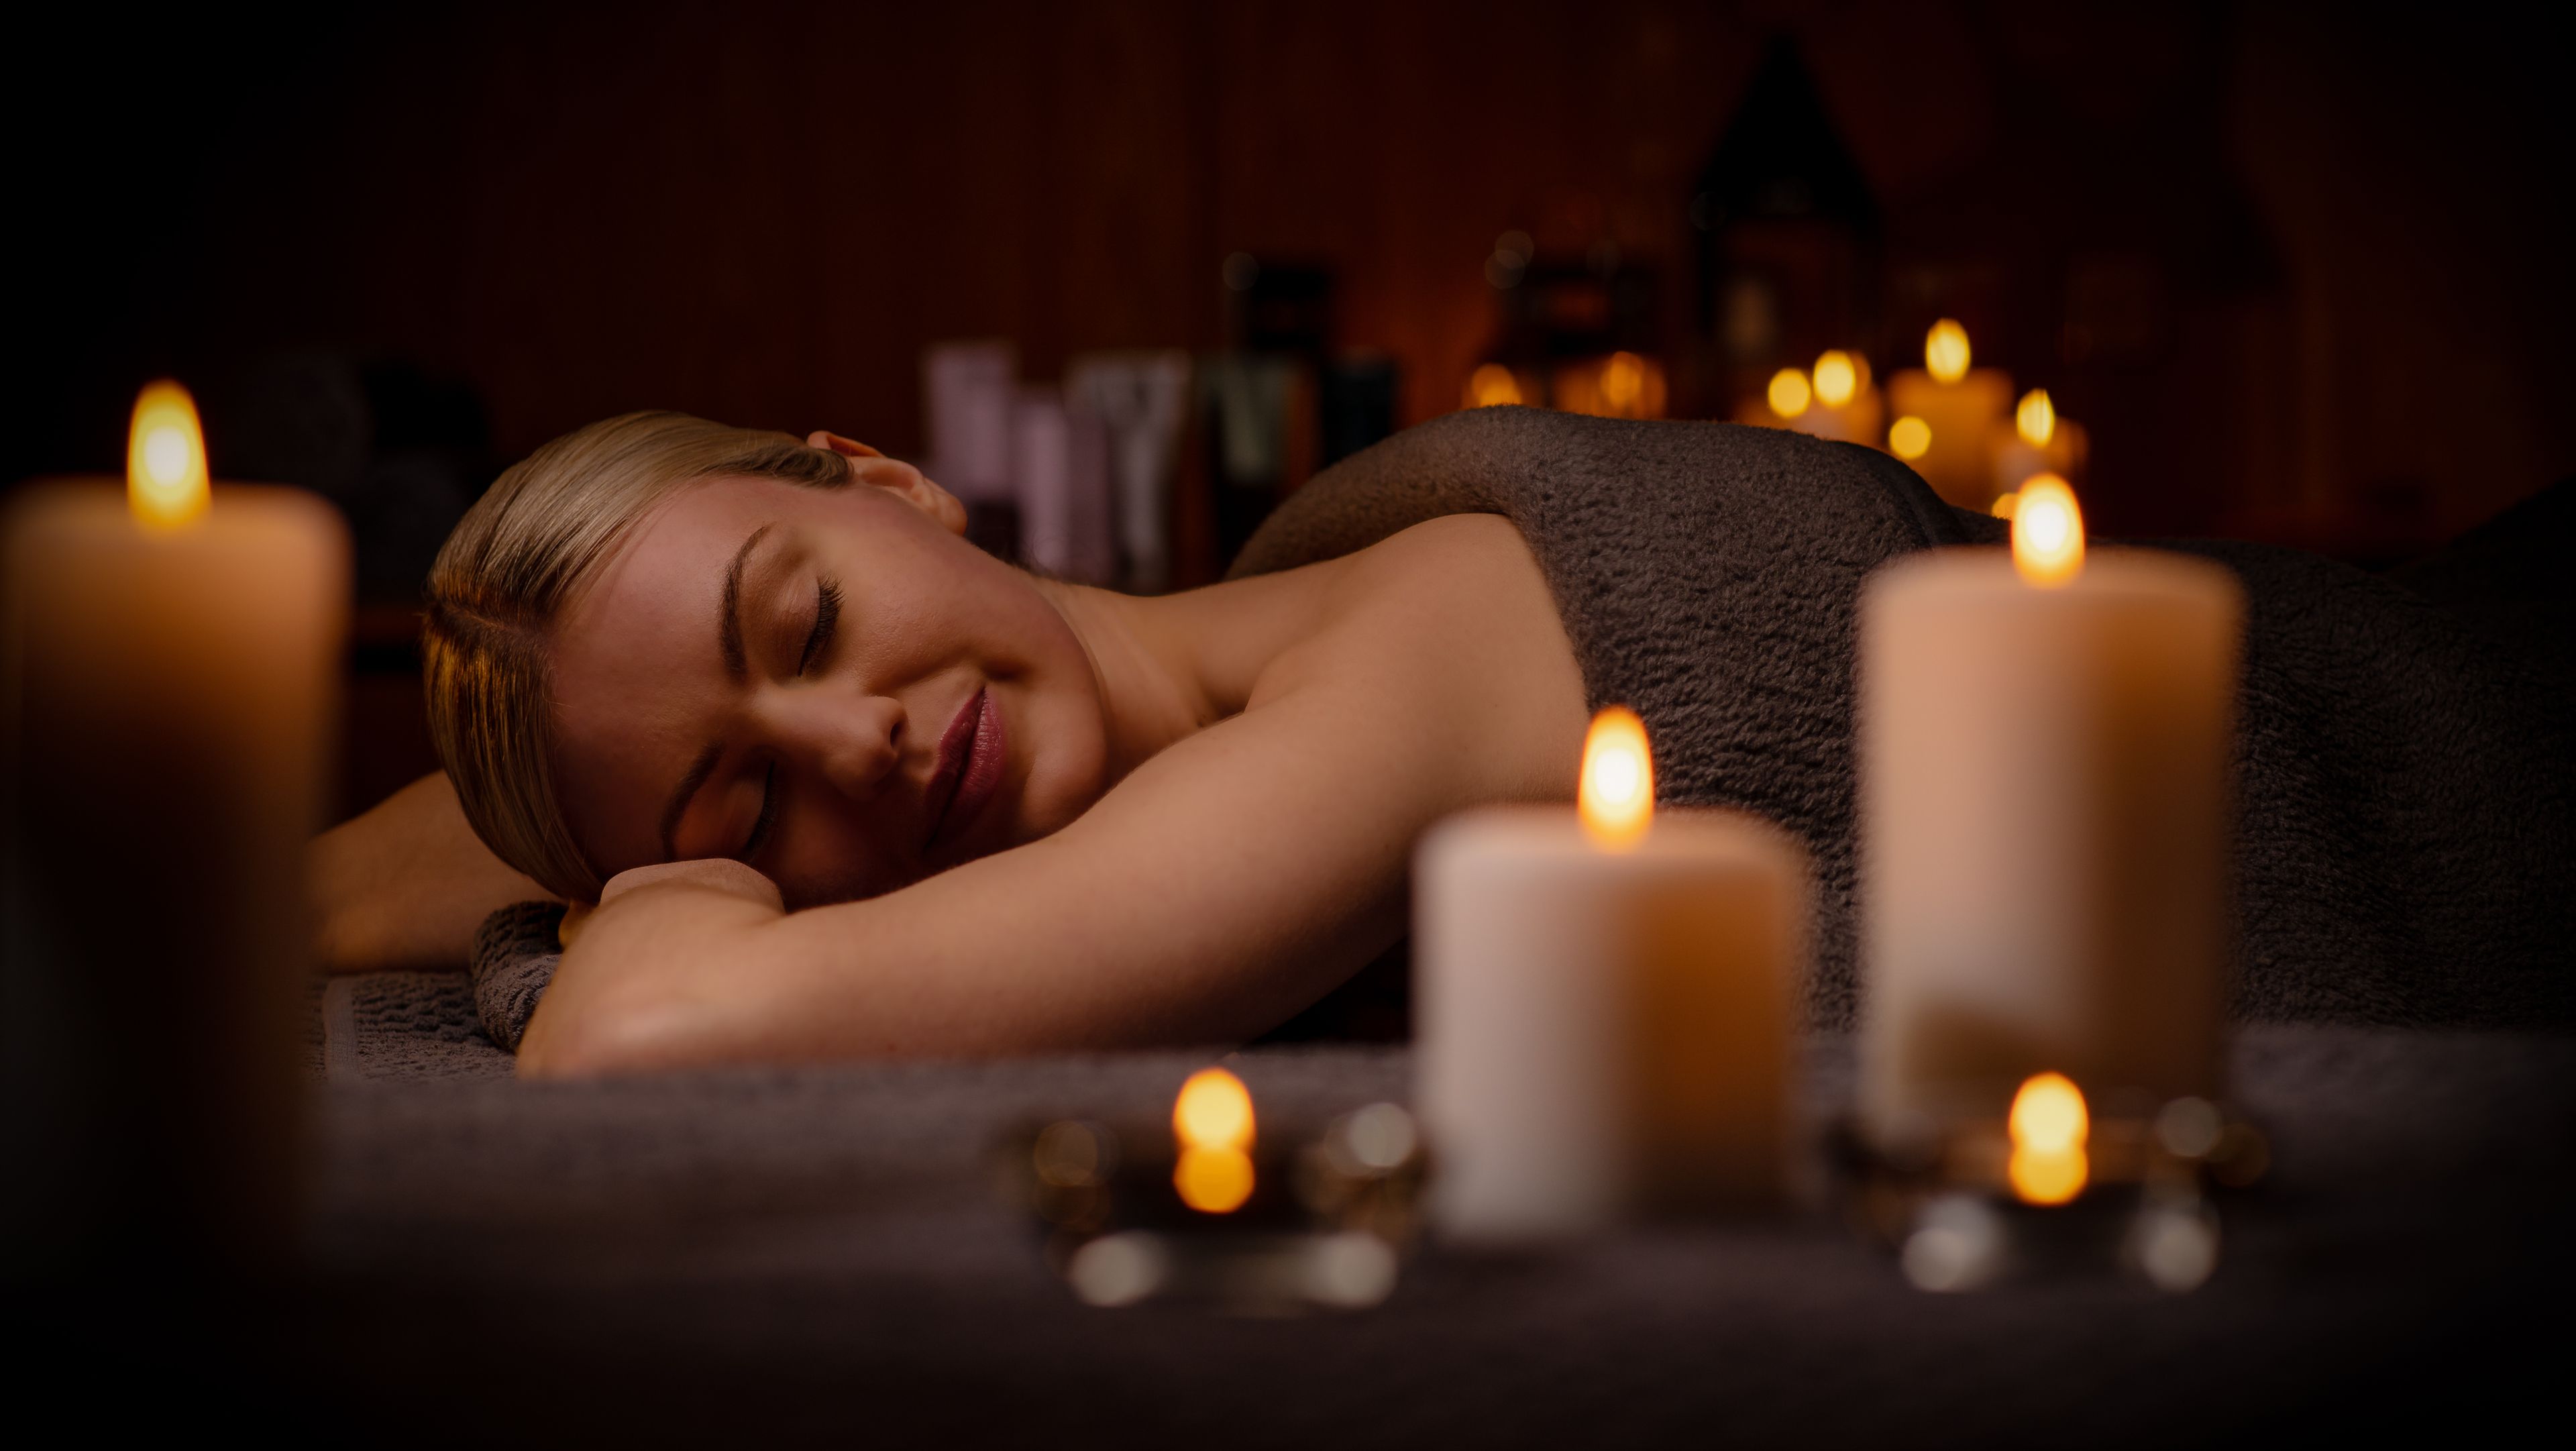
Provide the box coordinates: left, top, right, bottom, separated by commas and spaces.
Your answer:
307, 772, 556, 973
519, 828, 1395, 1078
517, 872, 785, 1076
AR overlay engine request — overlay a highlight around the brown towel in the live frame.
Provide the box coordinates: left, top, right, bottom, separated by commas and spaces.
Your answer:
468, 900, 564, 1053
1232, 407, 2576, 1029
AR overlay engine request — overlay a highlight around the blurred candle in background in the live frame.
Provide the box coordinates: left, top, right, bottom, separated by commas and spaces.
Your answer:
1798, 349, 1883, 445
1766, 367, 1813, 420
1463, 364, 1526, 409
1886, 319, 2012, 509
1992, 387, 2090, 498
2, 381, 347, 1273
1417, 708, 1804, 1242
1858, 478, 2241, 1140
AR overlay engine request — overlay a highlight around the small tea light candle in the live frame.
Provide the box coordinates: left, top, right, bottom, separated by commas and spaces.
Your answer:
1417, 708, 1806, 1242
1859, 478, 2241, 1139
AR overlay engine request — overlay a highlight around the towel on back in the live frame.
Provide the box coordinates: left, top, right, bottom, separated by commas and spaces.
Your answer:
1231, 407, 2575, 1029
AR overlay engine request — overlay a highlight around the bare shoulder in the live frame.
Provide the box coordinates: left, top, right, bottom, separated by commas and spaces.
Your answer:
1276, 512, 1566, 677
1342, 511, 1541, 590
1255, 510, 1584, 800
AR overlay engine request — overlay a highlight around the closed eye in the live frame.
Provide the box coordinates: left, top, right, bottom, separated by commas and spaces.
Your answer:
797, 576, 842, 676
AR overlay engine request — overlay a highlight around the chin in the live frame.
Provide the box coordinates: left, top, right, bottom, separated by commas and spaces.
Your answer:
1008, 685, 1110, 846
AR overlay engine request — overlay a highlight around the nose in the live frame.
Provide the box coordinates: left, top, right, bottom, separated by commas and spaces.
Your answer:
760, 686, 907, 803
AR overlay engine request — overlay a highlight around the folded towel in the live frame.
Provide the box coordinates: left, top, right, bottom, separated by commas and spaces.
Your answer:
1233, 407, 2575, 1029
317, 971, 514, 1080
468, 900, 564, 1053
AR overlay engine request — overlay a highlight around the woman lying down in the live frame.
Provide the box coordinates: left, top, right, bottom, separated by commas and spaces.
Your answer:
309, 407, 2575, 1076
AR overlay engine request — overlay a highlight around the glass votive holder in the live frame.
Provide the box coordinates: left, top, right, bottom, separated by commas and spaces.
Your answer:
1827, 1095, 2267, 1295
1000, 1102, 1429, 1314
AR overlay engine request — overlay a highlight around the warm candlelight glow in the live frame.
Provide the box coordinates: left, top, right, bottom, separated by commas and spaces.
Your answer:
1466, 364, 1525, 409
1766, 368, 1812, 418
1173, 1067, 1255, 1213
2010, 474, 2084, 587
1174, 1144, 1254, 1214
1990, 491, 2019, 520
1812, 350, 1858, 407
2006, 1071, 2090, 1205
1925, 319, 1971, 384
1578, 706, 1654, 849
1601, 352, 1647, 411
1888, 415, 1932, 460
127, 380, 210, 531
2010, 1071, 2088, 1150
1174, 1067, 1254, 1150
2015, 389, 2055, 446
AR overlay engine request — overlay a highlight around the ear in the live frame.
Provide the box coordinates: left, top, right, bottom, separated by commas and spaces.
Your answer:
807, 430, 968, 537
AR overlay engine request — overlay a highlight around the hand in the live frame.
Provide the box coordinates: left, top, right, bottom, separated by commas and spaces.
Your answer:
556, 860, 781, 949
520, 859, 786, 1077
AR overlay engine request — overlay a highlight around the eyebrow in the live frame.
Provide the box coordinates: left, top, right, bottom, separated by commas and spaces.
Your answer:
717, 524, 772, 679
657, 523, 773, 861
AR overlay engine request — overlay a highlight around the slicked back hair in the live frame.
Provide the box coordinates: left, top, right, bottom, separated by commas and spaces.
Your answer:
421, 411, 851, 900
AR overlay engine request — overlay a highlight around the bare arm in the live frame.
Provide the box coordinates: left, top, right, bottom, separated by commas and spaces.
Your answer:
519, 518, 1587, 1074
308, 771, 558, 973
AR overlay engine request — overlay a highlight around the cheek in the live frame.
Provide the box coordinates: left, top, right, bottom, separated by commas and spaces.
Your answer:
775, 792, 898, 907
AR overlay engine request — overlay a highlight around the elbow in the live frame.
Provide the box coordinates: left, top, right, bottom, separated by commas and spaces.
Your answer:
515, 992, 718, 1079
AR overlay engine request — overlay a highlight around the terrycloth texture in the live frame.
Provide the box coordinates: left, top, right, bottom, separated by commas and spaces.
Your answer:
470, 900, 564, 1053
311, 903, 559, 1073
1232, 408, 2575, 1029
318, 972, 513, 1081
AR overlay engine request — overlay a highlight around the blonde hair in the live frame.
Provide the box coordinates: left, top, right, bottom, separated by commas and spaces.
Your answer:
423, 411, 853, 900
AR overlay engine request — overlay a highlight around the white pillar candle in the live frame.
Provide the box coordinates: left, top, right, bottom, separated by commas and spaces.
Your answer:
1, 382, 347, 1269
1858, 478, 2241, 1138
1417, 709, 1805, 1242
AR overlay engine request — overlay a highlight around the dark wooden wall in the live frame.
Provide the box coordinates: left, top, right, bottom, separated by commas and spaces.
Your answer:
9, 1, 2569, 815
19, 1, 2571, 531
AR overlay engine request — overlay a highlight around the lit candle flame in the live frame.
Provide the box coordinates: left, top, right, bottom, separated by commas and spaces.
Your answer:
1766, 368, 1813, 419
1173, 1067, 1255, 1214
1888, 415, 1931, 461
1467, 363, 1524, 409
1925, 319, 1971, 384
127, 380, 210, 530
1812, 350, 1858, 407
2006, 1071, 2090, 1205
2010, 473, 2084, 587
1578, 706, 1654, 849
2015, 389, 2055, 446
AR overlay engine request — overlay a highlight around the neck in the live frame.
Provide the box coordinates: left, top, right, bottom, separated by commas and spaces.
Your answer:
1032, 579, 1221, 786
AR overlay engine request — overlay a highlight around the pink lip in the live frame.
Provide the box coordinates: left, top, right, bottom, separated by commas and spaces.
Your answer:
924, 686, 1006, 855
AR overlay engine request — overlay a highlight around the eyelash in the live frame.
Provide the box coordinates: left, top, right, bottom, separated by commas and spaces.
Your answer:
747, 576, 842, 861
798, 576, 843, 676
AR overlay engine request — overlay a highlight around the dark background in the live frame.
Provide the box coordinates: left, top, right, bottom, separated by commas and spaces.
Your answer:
9, 0, 2570, 812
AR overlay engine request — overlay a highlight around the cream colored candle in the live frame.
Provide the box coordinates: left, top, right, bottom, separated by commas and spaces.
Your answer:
1991, 388, 2089, 499
1737, 352, 1884, 447
1858, 478, 2241, 1139
1, 382, 347, 1268
1885, 319, 2010, 509
1417, 709, 1805, 1242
